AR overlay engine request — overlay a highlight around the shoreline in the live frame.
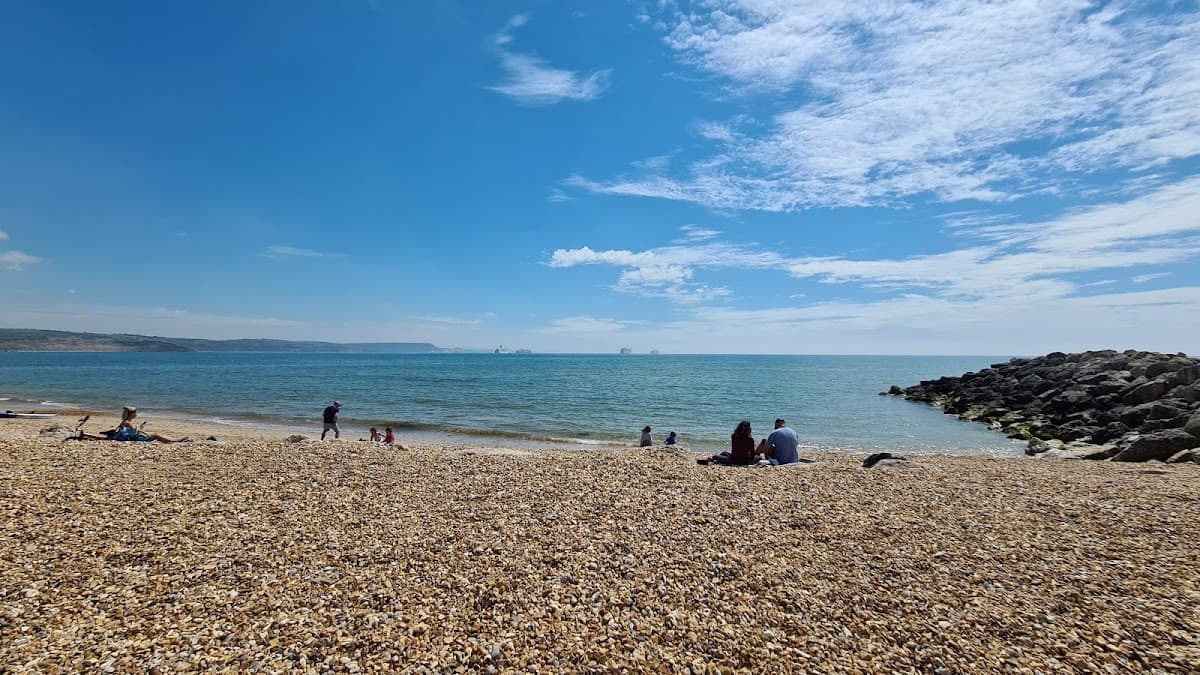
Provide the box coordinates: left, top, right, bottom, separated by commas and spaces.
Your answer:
1, 396, 1026, 458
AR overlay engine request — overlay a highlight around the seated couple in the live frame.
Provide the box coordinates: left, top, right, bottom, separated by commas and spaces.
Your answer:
76, 407, 189, 443
700, 418, 802, 466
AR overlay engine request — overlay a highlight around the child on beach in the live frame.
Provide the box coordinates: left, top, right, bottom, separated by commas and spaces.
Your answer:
383, 426, 395, 446
665, 431, 677, 446
367, 427, 383, 443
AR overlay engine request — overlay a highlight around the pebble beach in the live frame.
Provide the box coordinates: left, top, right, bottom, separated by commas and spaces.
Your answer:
1, 415, 1198, 672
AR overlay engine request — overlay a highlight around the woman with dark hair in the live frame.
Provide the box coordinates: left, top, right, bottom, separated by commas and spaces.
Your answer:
639, 425, 653, 447
698, 421, 757, 466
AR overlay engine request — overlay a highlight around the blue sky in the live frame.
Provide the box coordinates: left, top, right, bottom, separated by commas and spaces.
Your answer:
2, 0, 1198, 354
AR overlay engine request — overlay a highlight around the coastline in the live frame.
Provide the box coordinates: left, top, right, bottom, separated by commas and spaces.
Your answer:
0, 352, 1027, 456
1, 431, 1197, 670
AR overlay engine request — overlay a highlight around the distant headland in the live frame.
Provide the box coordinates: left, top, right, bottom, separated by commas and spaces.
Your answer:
0, 328, 454, 353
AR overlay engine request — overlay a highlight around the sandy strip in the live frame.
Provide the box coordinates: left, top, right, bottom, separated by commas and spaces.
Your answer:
0, 427, 1198, 671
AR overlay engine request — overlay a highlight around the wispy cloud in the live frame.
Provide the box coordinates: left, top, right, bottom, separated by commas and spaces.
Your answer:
549, 177, 1200, 334
1132, 272, 1171, 284
572, 2, 1200, 211
540, 315, 633, 334
676, 225, 720, 242
549, 239, 779, 304
263, 245, 348, 260
490, 14, 611, 105
0, 304, 306, 336
0, 229, 8, 240
0, 250, 42, 271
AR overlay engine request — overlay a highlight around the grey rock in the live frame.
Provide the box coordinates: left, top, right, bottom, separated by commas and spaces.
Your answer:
1026, 438, 1051, 455
1166, 448, 1200, 464
1111, 430, 1200, 462
1186, 411, 1200, 438
1123, 379, 1172, 405
286, 434, 309, 443
1172, 364, 1200, 386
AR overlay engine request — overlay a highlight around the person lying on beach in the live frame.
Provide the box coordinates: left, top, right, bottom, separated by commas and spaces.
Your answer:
367, 427, 383, 443
111, 407, 189, 443
697, 421, 757, 466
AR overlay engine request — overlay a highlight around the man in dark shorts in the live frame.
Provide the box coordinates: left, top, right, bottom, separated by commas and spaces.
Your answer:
321, 401, 341, 440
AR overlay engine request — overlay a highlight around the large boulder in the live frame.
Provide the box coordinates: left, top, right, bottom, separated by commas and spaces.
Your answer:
1172, 364, 1200, 386
891, 350, 1199, 462
1111, 430, 1200, 462
1167, 448, 1200, 464
1123, 379, 1173, 405
1186, 411, 1200, 438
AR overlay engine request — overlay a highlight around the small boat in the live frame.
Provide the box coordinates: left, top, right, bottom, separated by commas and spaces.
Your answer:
0, 411, 57, 419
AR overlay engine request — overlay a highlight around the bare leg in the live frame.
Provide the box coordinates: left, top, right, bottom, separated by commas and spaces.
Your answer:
149, 433, 188, 443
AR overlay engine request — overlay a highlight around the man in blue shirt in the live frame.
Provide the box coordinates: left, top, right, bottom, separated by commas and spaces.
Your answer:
759, 418, 800, 464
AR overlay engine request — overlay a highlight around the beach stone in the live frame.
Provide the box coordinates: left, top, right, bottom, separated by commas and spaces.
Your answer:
1111, 430, 1200, 463
286, 434, 309, 443
1167, 448, 1200, 464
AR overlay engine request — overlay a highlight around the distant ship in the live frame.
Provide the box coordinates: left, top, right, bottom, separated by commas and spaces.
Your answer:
495, 346, 533, 354
650, 349, 660, 355
619, 347, 632, 355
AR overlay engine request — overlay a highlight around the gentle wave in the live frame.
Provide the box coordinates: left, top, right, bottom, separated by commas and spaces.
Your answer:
0, 352, 1024, 455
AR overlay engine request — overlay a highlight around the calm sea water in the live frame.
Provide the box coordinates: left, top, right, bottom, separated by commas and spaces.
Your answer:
0, 352, 1022, 455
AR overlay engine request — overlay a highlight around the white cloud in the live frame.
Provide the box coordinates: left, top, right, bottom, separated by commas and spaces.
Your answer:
550, 240, 782, 304
573, 1, 1200, 210
490, 15, 611, 105
546, 176, 1200, 351
0, 250, 42, 271
677, 225, 720, 241
263, 246, 347, 259
0, 229, 8, 240
1132, 272, 1171, 284
540, 315, 632, 334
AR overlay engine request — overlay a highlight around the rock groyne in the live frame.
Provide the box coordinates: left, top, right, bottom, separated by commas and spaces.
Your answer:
888, 350, 1200, 462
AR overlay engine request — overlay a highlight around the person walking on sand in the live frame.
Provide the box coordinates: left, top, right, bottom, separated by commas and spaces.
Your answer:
640, 425, 653, 447
321, 401, 341, 440
757, 417, 800, 465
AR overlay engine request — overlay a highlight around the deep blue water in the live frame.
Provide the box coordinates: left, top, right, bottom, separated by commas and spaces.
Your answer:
0, 352, 1022, 455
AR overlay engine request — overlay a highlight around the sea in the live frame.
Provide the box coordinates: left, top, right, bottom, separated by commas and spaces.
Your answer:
0, 352, 1024, 455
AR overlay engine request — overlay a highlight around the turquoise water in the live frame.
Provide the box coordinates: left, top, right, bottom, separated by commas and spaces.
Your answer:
0, 352, 1021, 455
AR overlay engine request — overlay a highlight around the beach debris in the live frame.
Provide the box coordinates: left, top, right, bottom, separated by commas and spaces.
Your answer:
286, 434, 309, 443
38, 424, 72, 437
861, 452, 907, 468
